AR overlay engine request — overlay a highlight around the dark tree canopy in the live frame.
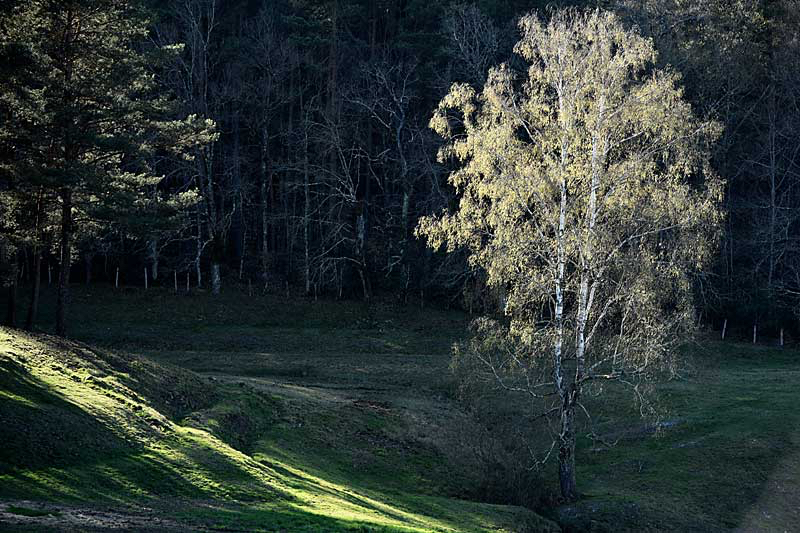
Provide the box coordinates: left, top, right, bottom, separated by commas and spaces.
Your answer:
0, 0, 797, 341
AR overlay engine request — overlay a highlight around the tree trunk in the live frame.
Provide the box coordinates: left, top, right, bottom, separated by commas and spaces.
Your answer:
554, 88, 576, 503
230, 113, 243, 268
359, 3, 376, 302
400, 188, 411, 304
4, 284, 16, 328
83, 253, 92, 286
210, 227, 223, 296
327, 0, 339, 124
401, 189, 410, 246
261, 175, 269, 281
56, 189, 73, 337
239, 201, 247, 280
260, 126, 270, 282
303, 123, 311, 295
4, 249, 17, 328
5, 281, 17, 328
558, 403, 578, 502
25, 189, 44, 330
211, 263, 221, 295
195, 209, 203, 288
148, 239, 159, 281
356, 213, 371, 300
25, 244, 41, 330
766, 83, 777, 310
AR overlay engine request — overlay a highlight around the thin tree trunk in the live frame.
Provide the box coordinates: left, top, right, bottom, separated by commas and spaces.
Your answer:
239, 197, 247, 280
554, 184, 575, 500
767, 88, 776, 305
554, 86, 577, 502
25, 188, 44, 330
56, 189, 73, 337
764, 65, 783, 316
84, 253, 92, 286
231, 113, 243, 268
261, 176, 269, 279
356, 213, 371, 300
359, 1, 376, 302
209, 223, 223, 296
303, 122, 311, 295
401, 189, 410, 246
4, 249, 17, 328
5, 280, 17, 328
558, 404, 578, 502
575, 92, 605, 384
211, 262, 221, 295
195, 209, 203, 288
25, 245, 41, 330
148, 239, 159, 281
260, 126, 270, 282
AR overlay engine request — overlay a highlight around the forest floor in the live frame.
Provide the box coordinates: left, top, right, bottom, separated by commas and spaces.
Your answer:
0, 285, 799, 532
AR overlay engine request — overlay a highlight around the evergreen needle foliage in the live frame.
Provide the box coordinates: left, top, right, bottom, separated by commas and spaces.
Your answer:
0, 0, 215, 334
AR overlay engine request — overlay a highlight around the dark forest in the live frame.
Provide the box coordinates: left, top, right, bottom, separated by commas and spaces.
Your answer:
1, 1, 799, 531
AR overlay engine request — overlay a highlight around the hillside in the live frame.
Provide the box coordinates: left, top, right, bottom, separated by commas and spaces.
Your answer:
2, 288, 800, 531
0, 289, 558, 532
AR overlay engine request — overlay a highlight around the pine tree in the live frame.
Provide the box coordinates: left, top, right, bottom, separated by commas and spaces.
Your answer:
0, 0, 214, 335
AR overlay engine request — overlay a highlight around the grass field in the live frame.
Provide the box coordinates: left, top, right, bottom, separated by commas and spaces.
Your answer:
1, 285, 799, 531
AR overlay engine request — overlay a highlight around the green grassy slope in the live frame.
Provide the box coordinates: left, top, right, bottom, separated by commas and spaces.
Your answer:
3, 286, 800, 532
0, 287, 558, 532
561, 341, 800, 532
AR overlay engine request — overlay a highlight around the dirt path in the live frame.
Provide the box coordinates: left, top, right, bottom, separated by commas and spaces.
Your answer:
0, 501, 202, 532
734, 444, 800, 533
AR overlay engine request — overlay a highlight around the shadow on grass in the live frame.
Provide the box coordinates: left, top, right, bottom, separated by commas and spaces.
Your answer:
258, 458, 415, 524
0, 353, 293, 508
564, 344, 800, 532
0, 356, 133, 475
170, 500, 422, 533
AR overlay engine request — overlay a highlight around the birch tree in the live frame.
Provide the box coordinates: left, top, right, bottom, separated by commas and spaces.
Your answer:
418, 9, 722, 501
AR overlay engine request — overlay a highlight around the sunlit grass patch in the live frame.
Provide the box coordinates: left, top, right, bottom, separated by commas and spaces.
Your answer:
0, 322, 554, 532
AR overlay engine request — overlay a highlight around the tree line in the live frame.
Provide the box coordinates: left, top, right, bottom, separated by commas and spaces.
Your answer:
1, 0, 799, 339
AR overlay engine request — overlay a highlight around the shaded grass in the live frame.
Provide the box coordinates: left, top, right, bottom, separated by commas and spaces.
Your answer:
541, 341, 800, 532
26, 285, 466, 356
6, 506, 61, 518
6, 286, 800, 531
0, 305, 555, 532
